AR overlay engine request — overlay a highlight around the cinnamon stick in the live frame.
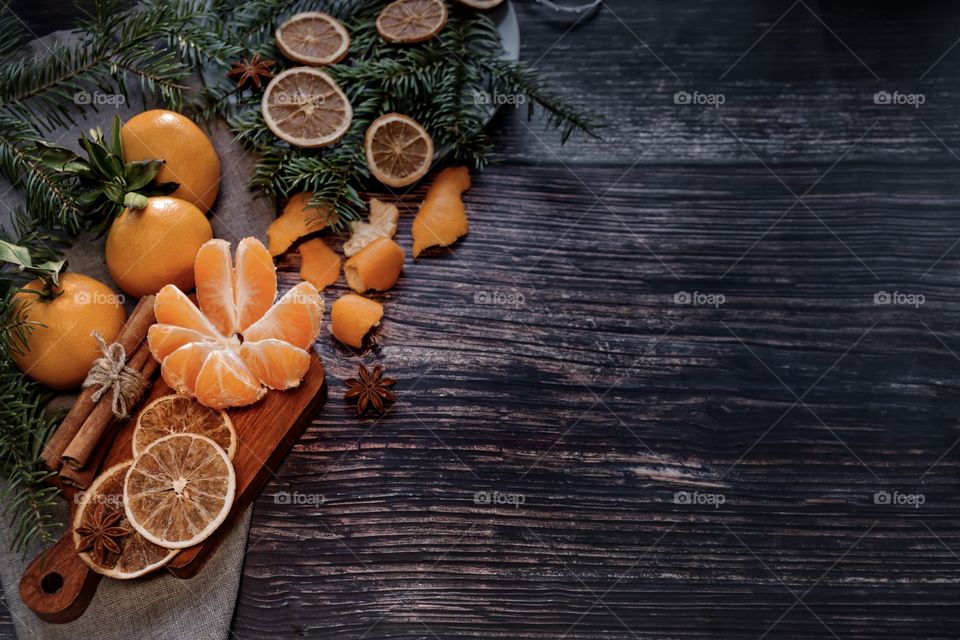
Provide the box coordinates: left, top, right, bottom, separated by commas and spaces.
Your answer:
58, 426, 118, 490
60, 340, 154, 472
42, 295, 156, 471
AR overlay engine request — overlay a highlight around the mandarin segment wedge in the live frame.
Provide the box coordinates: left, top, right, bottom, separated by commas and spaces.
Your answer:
195, 348, 266, 409
235, 237, 277, 332
194, 239, 239, 336
161, 341, 221, 396
73, 462, 177, 579
238, 339, 311, 390
124, 434, 236, 549
147, 324, 212, 362
155, 285, 225, 340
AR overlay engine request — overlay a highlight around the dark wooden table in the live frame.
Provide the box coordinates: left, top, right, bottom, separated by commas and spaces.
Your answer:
9, 0, 960, 637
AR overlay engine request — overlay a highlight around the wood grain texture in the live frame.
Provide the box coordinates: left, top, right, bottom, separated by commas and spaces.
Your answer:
8, 0, 960, 638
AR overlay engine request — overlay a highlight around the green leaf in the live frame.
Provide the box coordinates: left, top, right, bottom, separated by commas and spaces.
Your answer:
140, 180, 179, 196
101, 181, 125, 204
79, 135, 112, 178
110, 115, 123, 159
123, 159, 164, 191
32, 141, 82, 169
0, 240, 33, 269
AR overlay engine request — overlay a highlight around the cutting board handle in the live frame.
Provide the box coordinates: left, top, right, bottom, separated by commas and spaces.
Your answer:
20, 533, 100, 623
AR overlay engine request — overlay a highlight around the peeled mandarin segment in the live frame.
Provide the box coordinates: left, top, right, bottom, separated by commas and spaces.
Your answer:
154, 284, 225, 340
412, 166, 471, 258
299, 237, 341, 290
268, 192, 334, 256
238, 339, 311, 391
194, 349, 265, 410
343, 237, 404, 293
160, 341, 219, 395
343, 198, 399, 257
147, 324, 211, 361
195, 239, 239, 336
235, 237, 277, 332
330, 293, 384, 349
243, 282, 324, 350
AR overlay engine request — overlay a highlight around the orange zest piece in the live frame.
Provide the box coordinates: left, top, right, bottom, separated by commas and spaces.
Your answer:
267, 192, 335, 256
238, 339, 311, 390
343, 237, 404, 293
412, 166, 471, 258
330, 293, 384, 348
148, 237, 324, 409
243, 282, 323, 350
298, 237, 341, 290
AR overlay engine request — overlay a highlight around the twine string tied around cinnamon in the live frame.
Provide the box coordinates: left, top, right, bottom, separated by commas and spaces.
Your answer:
82, 331, 147, 418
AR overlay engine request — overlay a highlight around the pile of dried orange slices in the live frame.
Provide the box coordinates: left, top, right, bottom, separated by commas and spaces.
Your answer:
73, 396, 237, 578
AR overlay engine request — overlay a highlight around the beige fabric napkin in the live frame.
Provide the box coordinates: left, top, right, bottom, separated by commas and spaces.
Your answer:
0, 28, 278, 640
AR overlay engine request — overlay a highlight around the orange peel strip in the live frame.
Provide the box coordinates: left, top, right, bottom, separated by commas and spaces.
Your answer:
330, 293, 384, 349
267, 192, 335, 256
412, 166, 471, 258
343, 237, 404, 293
298, 238, 341, 290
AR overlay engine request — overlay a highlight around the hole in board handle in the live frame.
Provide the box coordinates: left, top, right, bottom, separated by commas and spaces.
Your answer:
40, 572, 63, 594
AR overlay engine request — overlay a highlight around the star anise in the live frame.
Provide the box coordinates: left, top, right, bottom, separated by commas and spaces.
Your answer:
344, 364, 397, 416
227, 53, 276, 91
76, 503, 131, 565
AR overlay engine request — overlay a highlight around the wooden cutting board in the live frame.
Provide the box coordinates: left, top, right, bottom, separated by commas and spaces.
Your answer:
19, 354, 326, 623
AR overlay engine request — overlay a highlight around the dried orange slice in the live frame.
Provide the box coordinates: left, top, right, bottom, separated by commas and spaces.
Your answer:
132, 395, 236, 460
299, 237, 341, 290
455, 0, 505, 8
344, 237, 404, 293
73, 462, 177, 579
376, 0, 448, 44
268, 192, 335, 256
364, 113, 434, 188
412, 166, 471, 257
330, 293, 384, 348
276, 11, 350, 66
344, 198, 399, 257
148, 238, 324, 409
262, 67, 352, 148
124, 433, 235, 549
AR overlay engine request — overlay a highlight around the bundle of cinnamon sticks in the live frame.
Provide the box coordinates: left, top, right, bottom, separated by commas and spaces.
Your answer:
42, 295, 159, 489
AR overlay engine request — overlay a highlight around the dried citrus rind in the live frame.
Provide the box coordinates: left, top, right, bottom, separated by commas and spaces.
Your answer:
376, 0, 448, 44
299, 237, 341, 290
276, 11, 350, 66
124, 433, 236, 549
262, 67, 352, 148
344, 198, 399, 257
73, 462, 177, 579
412, 166, 471, 257
133, 395, 236, 460
364, 113, 434, 188
331, 293, 384, 348
268, 192, 334, 256
344, 237, 404, 293
455, 0, 505, 8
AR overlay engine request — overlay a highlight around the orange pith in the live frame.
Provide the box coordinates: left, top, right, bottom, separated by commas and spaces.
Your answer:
412, 166, 471, 258
148, 237, 324, 409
